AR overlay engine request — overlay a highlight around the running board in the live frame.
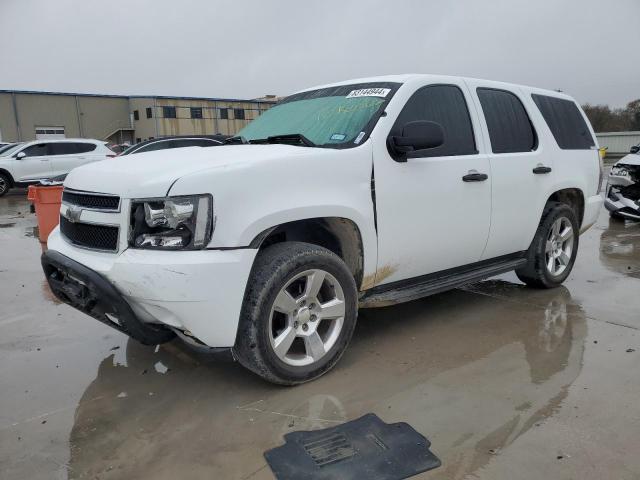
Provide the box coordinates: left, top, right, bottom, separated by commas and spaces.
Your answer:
359, 255, 527, 308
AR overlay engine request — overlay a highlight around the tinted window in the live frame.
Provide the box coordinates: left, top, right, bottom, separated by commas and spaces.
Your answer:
136, 140, 170, 153
477, 88, 537, 154
146, 108, 152, 119
133, 110, 140, 121
48, 143, 97, 155
163, 106, 176, 119
234, 108, 245, 120
21, 143, 48, 157
173, 139, 219, 148
391, 85, 476, 158
191, 107, 203, 119
532, 94, 595, 150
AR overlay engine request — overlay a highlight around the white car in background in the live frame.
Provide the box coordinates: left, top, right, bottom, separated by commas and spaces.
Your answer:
605, 145, 640, 220
0, 139, 115, 196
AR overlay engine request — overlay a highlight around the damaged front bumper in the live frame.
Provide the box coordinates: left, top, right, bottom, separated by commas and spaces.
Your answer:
44, 227, 257, 347
605, 168, 640, 220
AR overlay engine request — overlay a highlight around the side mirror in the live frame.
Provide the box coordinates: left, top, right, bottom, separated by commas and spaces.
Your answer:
388, 120, 444, 161
15, 151, 26, 159
631, 145, 639, 154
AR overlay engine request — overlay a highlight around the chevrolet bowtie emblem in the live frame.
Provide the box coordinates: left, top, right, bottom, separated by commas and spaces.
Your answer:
63, 204, 83, 223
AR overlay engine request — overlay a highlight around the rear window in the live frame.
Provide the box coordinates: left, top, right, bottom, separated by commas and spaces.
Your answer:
477, 88, 537, 154
532, 94, 595, 150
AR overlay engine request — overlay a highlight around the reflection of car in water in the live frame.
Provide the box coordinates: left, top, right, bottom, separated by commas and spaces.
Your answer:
67, 282, 586, 479
599, 217, 640, 278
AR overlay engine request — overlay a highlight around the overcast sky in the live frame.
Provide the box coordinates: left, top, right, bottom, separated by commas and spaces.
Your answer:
1, 0, 638, 107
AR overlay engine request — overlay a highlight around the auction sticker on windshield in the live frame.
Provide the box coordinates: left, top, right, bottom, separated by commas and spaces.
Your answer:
346, 88, 391, 98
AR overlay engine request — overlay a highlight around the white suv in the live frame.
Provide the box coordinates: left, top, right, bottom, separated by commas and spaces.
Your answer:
41, 75, 602, 384
0, 139, 115, 196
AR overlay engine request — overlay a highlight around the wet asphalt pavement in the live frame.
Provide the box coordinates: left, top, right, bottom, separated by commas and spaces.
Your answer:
1, 189, 639, 480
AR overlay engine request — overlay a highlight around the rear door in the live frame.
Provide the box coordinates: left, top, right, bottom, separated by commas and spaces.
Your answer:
466, 81, 551, 259
13, 143, 52, 182
48, 142, 99, 177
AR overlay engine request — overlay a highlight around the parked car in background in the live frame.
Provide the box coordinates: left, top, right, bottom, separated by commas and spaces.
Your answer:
605, 146, 640, 220
0, 139, 115, 196
43, 74, 601, 384
106, 143, 131, 155
0, 142, 22, 155
119, 135, 227, 156
0, 142, 11, 148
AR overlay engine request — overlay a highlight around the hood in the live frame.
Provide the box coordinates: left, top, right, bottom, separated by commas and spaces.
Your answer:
63, 144, 318, 197
616, 153, 640, 167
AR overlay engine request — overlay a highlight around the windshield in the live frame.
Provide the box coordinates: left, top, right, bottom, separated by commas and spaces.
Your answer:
237, 82, 400, 148
0, 143, 23, 156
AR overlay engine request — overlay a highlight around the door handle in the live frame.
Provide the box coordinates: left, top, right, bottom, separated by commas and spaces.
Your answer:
533, 165, 552, 174
462, 171, 488, 182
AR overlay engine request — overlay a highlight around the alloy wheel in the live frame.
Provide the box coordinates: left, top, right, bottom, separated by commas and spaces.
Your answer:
268, 269, 346, 367
545, 217, 574, 276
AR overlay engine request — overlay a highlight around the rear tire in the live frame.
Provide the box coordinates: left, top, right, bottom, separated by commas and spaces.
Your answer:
516, 202, 579, 289
234, 242, 358, 385
0, 173, 10, 197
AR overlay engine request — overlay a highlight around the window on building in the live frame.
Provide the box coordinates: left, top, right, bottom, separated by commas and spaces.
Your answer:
391, 84, 476, 158
136, 138, 142, 143
35, 127, 65, 139
146, 107, 153, 119
191, 107, 203, 119
163, 106, 176, 119
234, 108, 245, 120
219, 108, 229, 120
477, 88, 537, 154
532, 94, 595, 150
133, 110, 140, 121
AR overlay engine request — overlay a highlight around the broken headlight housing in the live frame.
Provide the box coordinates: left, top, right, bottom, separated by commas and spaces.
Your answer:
130, 194, 214, 250
610, 164, 630, 178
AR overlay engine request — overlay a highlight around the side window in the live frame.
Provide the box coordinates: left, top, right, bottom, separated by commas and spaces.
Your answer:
75, 143, 97, 154
137, 141, 168, 153
532, 94, 595, 150
172, 139, 216, 148
477, 88, 537, 153
391, 85, 476, 157
48, 143, 76, 155
21, 143, 48, 157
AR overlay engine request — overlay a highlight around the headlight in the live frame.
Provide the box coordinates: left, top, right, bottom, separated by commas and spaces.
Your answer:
610, 165, 629, 177
130, 194, 214, 250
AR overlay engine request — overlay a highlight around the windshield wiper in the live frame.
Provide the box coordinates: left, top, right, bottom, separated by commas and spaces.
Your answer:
251, 133, 317, 148
223, 135, 248, 145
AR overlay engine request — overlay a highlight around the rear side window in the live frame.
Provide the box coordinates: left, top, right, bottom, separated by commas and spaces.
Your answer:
532, 94, 595, 150
49, 143, 97, 155
392, 84, 476, 158
477, 88, 537, 153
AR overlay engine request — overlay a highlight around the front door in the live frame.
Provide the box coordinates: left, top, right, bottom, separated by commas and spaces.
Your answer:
13, 143, 52, 182
372, 82, 492, 286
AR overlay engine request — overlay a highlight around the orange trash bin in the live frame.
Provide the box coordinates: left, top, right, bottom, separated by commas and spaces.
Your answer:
27, 185, 64, 243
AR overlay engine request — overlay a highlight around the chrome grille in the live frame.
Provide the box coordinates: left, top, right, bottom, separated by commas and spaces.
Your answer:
62, 189, 120, 211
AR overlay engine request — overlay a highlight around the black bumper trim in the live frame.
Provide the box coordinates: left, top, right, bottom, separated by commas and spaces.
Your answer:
41, 250, 174, 345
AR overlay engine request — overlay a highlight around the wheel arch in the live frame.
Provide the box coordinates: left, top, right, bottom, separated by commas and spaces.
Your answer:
0, 168, 15, 187
546, 188, 585, 226
249, 217, 366, 290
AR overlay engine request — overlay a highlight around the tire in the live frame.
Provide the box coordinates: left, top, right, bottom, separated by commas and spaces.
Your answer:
0, 173, 10, 197
516, 202, 579, 289
233, 242, 358, 385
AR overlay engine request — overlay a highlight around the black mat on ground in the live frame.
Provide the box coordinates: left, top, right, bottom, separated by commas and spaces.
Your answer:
264, 413, 441, 480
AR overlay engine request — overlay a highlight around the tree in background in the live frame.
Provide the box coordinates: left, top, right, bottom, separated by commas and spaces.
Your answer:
582, 100, 640, 132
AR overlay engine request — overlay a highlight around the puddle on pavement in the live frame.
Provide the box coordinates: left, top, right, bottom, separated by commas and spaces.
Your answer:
599, 217, 640, 278
0, 222, 16, 228
58, 283, 587, 480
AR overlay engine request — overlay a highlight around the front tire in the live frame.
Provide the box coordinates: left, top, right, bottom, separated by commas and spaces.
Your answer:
234, 242, 358, 385
516, 202, 579, 288
0, 173, 10, 197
